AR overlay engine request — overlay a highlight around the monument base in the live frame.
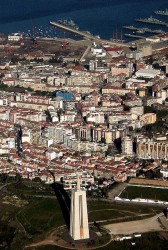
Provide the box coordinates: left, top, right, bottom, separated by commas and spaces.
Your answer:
26, 225, 111, 249
50, 225, 111, 249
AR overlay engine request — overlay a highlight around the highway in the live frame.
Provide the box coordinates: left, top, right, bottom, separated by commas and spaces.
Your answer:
50, 21, 130, 47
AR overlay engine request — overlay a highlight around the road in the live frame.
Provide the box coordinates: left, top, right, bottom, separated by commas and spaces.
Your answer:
104, 213, 168, 235
0, 183, 10, 192
0, 183, 8, 190
79, 44, 92, 62
107, 183, 127, 201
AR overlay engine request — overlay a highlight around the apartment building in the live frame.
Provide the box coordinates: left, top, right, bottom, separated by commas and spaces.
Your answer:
122, 136, 133, 155
139, 113, 156, 125
137, 139, 168, 160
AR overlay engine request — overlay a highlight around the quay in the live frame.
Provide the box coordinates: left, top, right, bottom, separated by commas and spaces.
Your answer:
136, 18, 168, 27
50, 21, 130, 47
124, 33, 146, 39
123, 26, 164, 34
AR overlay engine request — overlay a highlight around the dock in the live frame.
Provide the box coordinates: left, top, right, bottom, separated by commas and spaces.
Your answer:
136, 18, 168, 27
50, 21, 130, 47
123, 26, 164, 34
124, 34, 146, 39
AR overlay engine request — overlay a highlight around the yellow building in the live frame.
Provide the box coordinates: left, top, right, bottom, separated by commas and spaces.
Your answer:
137, 140, 168, 160
139, 113, 156, 125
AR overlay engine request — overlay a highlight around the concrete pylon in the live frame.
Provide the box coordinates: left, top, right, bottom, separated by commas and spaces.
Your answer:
70, 174, 89, 240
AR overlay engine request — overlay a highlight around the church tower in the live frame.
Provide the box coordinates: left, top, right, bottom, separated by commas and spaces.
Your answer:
70, 174, 89, 240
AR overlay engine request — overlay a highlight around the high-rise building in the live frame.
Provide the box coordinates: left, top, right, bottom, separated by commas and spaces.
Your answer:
70, 175, 89, 240
122, 136, 133, 155
137, 139, 168, 160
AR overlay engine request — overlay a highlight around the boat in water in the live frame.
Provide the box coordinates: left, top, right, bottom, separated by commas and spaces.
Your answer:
154, 9, 168, 16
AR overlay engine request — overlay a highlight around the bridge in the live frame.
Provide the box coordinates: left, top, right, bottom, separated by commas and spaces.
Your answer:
50, 21, 130, 47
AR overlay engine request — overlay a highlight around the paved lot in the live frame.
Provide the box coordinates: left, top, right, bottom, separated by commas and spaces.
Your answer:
105, 213, 168, 235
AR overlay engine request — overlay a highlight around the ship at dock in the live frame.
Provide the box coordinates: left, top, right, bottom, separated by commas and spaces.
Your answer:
124, 33, 145, 39
57, 19, 79, 30
136, 16, 168, 26
123, 25, 164, 34
154, 9, 168, 16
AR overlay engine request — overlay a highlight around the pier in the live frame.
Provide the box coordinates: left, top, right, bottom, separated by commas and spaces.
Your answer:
50, 21, 130, 47
123, 26, 164, 34
124, 34, 146, 39
136, 18, 168, 27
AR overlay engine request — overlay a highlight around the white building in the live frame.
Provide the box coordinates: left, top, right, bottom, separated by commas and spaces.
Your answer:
91, 46, 106, 57
8, 33, 23, 41
122, 136, 133, 155
160, 168, 168, 178
130, 106, 144, 116
135, 69, 160, 78
89, 60, 98, 71
86, 112, 105, 124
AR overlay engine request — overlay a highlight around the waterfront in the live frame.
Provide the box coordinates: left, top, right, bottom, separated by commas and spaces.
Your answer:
0, 0, 168, 40
0, 1, 168, 249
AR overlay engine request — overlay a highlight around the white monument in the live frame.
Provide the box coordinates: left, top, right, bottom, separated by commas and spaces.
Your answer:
70, 174, 90, 240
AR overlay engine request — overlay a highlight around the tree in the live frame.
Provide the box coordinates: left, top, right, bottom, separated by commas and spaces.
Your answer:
145, 56, 153, 65
15, 173, 22, 183
33, 177, 41, 182
145, 170, 154, 179
144, 106, 155, 114
153, 63, 160, 69
0, 173, 9, 183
